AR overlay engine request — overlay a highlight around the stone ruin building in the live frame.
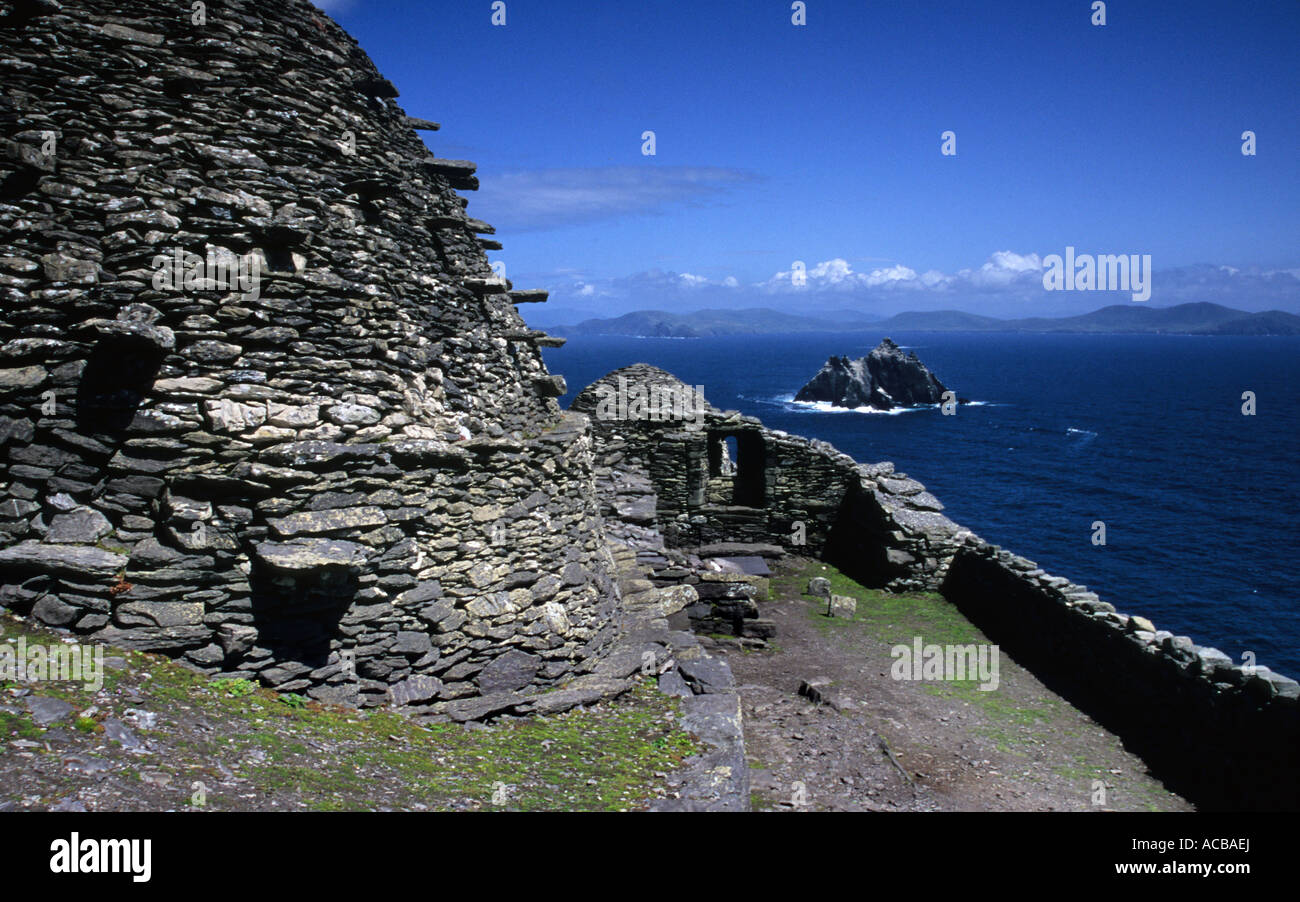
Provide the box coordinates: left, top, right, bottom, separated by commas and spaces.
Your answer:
0, 0, 626, 719
0, 0, 1295, 810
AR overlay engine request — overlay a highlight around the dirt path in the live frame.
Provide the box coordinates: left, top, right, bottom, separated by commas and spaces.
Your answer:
722, 557, 1192, 812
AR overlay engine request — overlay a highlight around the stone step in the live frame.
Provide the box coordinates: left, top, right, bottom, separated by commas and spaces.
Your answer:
403, 116, 440, 131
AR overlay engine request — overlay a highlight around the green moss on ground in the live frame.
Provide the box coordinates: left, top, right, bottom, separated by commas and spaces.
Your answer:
772, 558, 978, 647
771, 559, 1066, 753
0, 613, 699, 811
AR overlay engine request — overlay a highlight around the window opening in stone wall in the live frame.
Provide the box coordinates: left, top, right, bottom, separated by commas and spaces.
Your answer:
707, 431, 766, 507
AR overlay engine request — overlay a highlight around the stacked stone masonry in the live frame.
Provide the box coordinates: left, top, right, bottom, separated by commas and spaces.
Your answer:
0, 0, 1294, 811
0, 0, 616, 713
577, 365, 1300, 810
572, 364, 965, 595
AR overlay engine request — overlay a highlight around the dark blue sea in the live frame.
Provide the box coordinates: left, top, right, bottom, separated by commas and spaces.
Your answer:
543, 332, 1300, 680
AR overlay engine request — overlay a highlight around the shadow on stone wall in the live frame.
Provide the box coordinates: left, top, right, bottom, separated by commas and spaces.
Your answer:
247, 559, 359, 685
75, 339, 166, 437
940, 550, 1300, 811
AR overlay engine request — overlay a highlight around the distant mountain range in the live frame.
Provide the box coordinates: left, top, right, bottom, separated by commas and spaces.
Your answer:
550, 307, 880, 337
551, 302, 1300, 337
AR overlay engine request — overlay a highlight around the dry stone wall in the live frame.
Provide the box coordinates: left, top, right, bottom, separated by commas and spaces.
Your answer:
572, 364, 965, 593
941, 541, 1300, 810
0, 0, 617, 711
577, 364, 1300, 810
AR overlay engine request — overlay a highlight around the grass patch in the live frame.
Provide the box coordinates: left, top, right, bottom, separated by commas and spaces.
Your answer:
0, 611, 699, 812
772, 558, 979, 648
771, 558, 1061, 752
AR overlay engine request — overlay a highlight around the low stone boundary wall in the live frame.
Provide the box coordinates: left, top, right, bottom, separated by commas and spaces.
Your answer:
941, 540, 1300, 810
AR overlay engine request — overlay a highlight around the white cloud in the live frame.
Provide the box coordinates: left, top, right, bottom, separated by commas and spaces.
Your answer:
986, 250, 1043, 273
540, 253, 1300, 319
474, 166, 757, 231
957, 250, 1043, 287
810, 258, 855, 283
760, 257, 924, 291
759, 251, 1044, 293
864, 264, 919, 286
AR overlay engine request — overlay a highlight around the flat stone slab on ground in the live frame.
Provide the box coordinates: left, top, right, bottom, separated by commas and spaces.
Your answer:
676, 649, 735, 694
24, 696, 73, 726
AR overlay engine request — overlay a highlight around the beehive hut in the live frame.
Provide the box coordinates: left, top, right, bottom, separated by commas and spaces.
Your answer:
0, 0, 620, 711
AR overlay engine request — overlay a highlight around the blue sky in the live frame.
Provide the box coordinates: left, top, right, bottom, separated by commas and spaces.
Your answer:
316, 0, 1300, 322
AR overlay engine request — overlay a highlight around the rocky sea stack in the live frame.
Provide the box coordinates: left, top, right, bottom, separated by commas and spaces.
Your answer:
795, 339, 951, 410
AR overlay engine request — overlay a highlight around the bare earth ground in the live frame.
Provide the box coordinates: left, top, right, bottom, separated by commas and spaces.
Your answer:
0, 557, 1195, 813
724, 557, 1193, 812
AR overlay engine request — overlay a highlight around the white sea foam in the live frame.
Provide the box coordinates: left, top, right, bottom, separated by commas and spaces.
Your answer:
781, 397, 933, 416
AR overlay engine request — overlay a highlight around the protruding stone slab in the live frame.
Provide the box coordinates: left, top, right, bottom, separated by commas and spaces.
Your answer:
422, 157, 478, 189
508, 289, 548, 304
254, 539, 368, 572
464, 276, 510, 295
403, 116, 440, 131
422, 156, 476, 176
73, 317, 175, 351
428, 214, 470, 230
0, 542, 127, 578
267, 507, 388, 537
